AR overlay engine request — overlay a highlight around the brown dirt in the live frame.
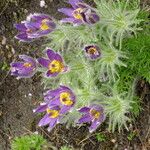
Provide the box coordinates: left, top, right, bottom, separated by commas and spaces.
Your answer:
0, 0, 150, 150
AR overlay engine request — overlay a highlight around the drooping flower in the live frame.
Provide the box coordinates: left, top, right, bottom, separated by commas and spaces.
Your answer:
37, 49, 68, 77
44, 85, 76, 114
84, 45, 101, 60
78, 104, 105, 132
34, 105, 63, 131
58, 0, 100, 25
14, 13, 56, 41
10, 55, 37, 78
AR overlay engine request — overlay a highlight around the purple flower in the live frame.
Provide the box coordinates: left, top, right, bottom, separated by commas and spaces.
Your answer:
44, 85, 76, 114
84, 45, 101, 60
58, 0, 100, 25
14, 13, 56, 41
37, 49, 68, 77
34, 104, 63, 131
78, 104, 105, 132
10, 55, 37, 78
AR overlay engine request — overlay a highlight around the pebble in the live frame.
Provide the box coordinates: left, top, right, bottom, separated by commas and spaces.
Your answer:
28, 93, 32, 97
111, 139, 116, 143
40, 0, 46, 7
2, 36, 6, 45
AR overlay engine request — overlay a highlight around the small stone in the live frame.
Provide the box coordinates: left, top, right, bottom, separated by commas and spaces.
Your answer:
11, 47, 15, 54
2, 36, 6, 45
111, 139, 116, 143
24, 9, 28, 13
34, 131, 38, 134
28, 93, 32, 96
40, 0, 46, 7
5, 45, 9, 49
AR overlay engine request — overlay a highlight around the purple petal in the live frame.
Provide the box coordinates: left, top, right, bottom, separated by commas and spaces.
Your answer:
60, 17, 76, 23
46, 50, 64, 67
25, 21, 41, 29
17, 67, 35, 76
59, 85, 71, 91
10, 62, 24, 68
46, 70, 59, 77
89, 120, 100, 133
19, 55, 36, 64
90, 104, 104, 112
37, 58, 50, 68
58, 8, 74, 17
14, 23, 27, 31
49, 118, 57, 128
38, 114, 51, 126
86, 13, 100, 24
15, 33, 32, 42
54, 53, 63, 62
73, 19, 83, 25
28, 13, 51, 21
48, 98, 60, 107
60, 105, 71, 114
98, 113, 106, 123
46, 49, 56, 60
33, 103, 47, 113
78, 107, 90, 113
47, 118, 57, 131
44, 88, 62, 98
68, 0, 82, 9
78, 114, 91, 123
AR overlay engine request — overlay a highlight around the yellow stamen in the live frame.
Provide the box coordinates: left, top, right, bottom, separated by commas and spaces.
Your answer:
90, 109, 100, 119
40, 19, 50, 30
48, 60, 64, 73
23, 62, 32, 68
73, 8, 83, 20
88, 47, 97, 55
60, 92, 73, 106
46, 108, 59, 118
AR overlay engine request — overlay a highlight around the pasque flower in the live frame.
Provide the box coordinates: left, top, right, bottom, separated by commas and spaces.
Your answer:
34, 104, 63, 131
58, 0, 100, 25
78, 104, 105, 132
10, 55, 37, 78
37, 49, 68, 77
33, 85, 76, 131
84, 45, 101, 60
44, 85, 76, 113
14, 13, 56, 41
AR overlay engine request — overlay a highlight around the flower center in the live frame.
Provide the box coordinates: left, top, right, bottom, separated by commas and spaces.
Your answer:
88, 47, 97, 55
40, 19, 50, 30
46, 108, 59, 118
73, 8, 83, 20
60, 92, 73, 106
90, 109, 100, 119
48, 60, 64, 73
23, 62, 32, 68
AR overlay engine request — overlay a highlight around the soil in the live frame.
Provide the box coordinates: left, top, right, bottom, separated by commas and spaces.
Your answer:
0, 0, 150, 150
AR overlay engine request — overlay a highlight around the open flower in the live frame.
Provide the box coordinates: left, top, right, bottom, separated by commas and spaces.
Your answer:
84, 45, 101, 60
44, 85, 76, 114
34, 105, 63, 131
58, 0, 99, 25
37, 49, 68, 77
10, 55, 37, 78
78, 104, 105, 132
14, 13, 56, 41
